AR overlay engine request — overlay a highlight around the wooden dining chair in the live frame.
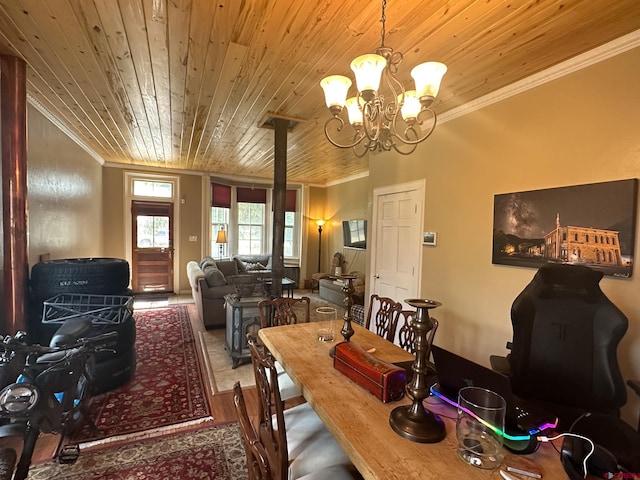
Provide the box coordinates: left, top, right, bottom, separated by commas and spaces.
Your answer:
258, 296, 310, 328
247, 337, 357, 480
364, 294, 402, 341
396, 309, 439, 373
233, 381, 271, 480
233, 381, 357, 480
257, 297, 310, 402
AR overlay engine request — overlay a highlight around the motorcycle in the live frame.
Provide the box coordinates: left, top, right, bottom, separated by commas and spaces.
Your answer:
0, 318, 117, 480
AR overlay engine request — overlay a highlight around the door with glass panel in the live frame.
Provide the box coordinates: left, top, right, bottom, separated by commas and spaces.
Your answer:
131, 200, 174, 293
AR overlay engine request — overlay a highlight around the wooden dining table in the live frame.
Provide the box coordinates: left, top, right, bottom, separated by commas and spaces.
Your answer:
259, 321, 570, 480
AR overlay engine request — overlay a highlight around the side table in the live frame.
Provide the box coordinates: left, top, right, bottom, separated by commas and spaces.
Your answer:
224, 294, 266, 368
262, 277, 296, 297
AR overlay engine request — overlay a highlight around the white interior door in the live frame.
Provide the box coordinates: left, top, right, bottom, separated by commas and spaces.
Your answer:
370, 180, 424, 312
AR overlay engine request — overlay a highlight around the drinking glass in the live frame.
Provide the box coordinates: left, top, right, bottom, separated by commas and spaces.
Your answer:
316, 306, 337, 342
456, 386, 506, 470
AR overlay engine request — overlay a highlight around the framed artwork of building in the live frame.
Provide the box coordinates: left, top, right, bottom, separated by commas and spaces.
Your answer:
492, 179, 638, 278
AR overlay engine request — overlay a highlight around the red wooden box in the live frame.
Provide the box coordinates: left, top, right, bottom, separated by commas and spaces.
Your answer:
333, 341, 406, 403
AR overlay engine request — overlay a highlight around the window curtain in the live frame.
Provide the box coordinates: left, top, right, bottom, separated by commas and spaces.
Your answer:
271, 189, 297, 212
211, 183, 231, 208
285, 190, 297, 212
237, 187, 267, 203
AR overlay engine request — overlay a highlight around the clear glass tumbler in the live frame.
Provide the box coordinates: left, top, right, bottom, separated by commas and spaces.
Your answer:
316, 306, 337, 342
456, 386, 506, 470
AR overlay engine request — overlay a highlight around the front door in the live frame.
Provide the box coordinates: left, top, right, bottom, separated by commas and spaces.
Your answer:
131, 200, 174, 293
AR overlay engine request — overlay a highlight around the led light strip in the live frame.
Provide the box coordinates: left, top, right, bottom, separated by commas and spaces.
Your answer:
429, 385, 557, 441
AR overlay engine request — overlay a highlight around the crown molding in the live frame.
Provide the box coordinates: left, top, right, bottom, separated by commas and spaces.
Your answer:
439, 29, 640, 124
323, 170, 369, 188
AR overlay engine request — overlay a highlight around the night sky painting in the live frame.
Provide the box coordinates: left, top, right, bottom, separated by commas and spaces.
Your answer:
492, 179, 638, 277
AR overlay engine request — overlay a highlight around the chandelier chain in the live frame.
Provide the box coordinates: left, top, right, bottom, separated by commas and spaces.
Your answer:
380, 0, 387, 47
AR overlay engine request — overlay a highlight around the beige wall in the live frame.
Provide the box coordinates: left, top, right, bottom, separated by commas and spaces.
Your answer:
303, 186, 327, 284
102, 167, 204, 294
367, 47, 640, 426
303, 181, 369, 284
27, 106, 103, 267
102, 167, 126, 259
324, 177, 370, 277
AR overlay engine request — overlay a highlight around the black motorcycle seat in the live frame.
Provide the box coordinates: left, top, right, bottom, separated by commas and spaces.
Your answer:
49, 318, 94, 348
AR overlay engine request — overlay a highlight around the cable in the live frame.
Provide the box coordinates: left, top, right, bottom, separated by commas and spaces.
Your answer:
537, 432, 595, 479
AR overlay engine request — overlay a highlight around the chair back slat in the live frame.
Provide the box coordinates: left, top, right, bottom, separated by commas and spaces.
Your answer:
259, 297, 310, 328
247, 336, 288, 480
396, 310, 439, 369
365, 294, 402, 341
233, 382, 272, 480
397, 310, 416, 353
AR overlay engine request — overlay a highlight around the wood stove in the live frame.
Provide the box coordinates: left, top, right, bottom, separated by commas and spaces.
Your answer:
224, 294, 266, 368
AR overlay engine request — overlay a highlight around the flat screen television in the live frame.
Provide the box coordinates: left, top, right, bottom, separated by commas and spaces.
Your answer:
342, 219, 367, 250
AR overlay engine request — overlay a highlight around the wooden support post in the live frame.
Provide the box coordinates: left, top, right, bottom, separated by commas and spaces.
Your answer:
270, 117, 288, 298
1, 55, 29, 334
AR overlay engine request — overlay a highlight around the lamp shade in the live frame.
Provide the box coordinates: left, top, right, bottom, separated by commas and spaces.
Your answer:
398, 90, 421, 121
350, 54, 386, 94
216, 230, 227, 244
411, 62, 447, 100
320, 75, 352, 110
345, 97, 364, 126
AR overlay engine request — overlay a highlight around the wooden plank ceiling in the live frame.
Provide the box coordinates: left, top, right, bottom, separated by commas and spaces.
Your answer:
0, 0, 639, 185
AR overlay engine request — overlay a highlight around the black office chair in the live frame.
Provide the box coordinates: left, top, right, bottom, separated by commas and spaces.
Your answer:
490, 263, 640, 473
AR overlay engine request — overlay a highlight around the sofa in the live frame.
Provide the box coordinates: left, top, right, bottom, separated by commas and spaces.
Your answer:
318, 274, 365, 306
233, 254, 273, 276
186, 255, 274, 328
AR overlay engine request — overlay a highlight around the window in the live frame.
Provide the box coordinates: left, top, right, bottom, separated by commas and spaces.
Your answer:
284, 212, 295, 257
133, 180, 173, 198
212, 207, 229, 257
210, 182, 300, 259
238, 202, 265, 254
211, 183, 231, 256
137, 215, 169, 248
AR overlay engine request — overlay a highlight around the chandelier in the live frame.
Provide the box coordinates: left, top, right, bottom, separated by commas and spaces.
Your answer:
320, 0, 447, 157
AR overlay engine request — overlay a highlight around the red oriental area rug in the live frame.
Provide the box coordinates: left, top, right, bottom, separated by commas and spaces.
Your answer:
72, 305, 212, 444
30, 423, 247, 480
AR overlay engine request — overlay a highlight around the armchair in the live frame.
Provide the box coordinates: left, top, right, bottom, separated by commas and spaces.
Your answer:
311, 252, 343, 292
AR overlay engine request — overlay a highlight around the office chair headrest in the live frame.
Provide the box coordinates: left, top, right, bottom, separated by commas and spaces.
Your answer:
535, 264, 603, 301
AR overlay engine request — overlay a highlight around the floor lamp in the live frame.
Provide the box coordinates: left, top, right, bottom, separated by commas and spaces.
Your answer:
316, 220, 324, 273
216, 228, 227, 259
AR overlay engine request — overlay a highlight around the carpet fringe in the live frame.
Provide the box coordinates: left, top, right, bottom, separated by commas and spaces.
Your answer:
78, 416, 215, 452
